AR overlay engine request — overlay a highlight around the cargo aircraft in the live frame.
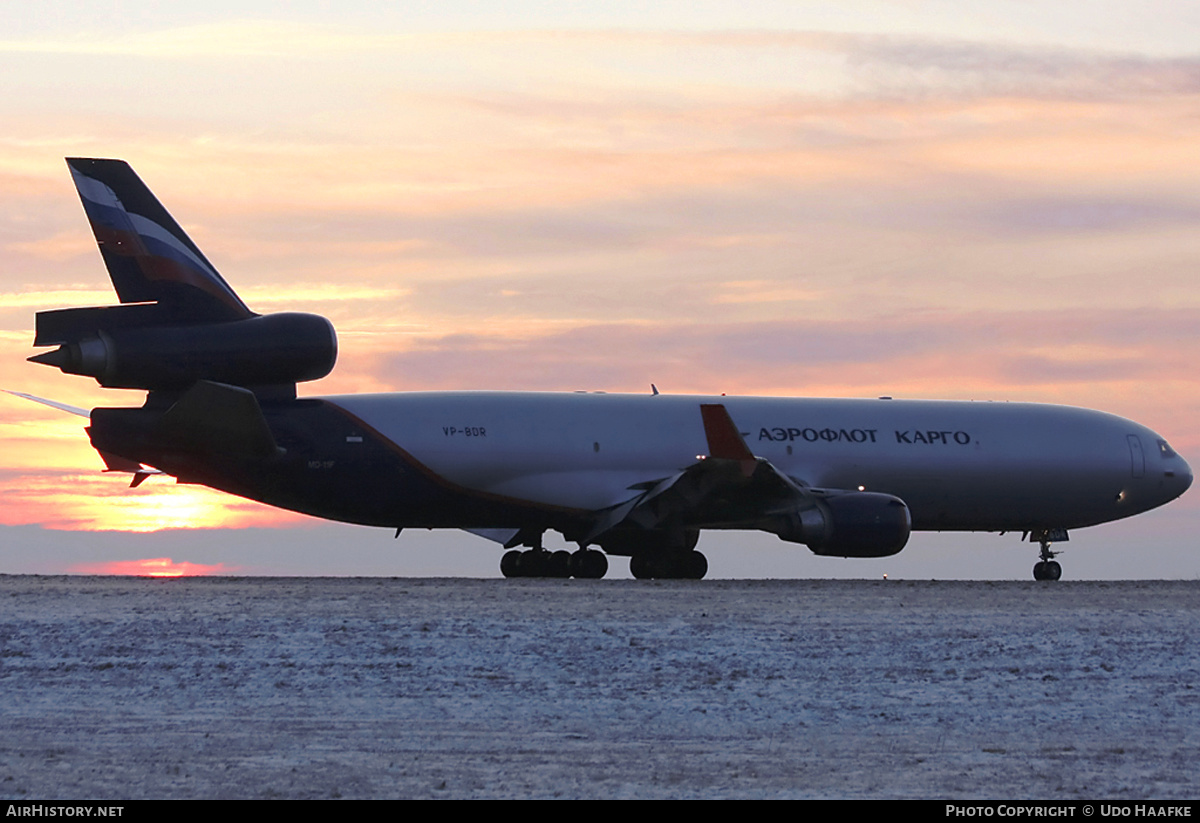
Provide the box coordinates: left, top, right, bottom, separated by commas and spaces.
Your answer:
17, 158, 1192, 580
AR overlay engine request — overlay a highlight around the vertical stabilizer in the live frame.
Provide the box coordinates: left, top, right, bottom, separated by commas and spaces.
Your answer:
30, 160, 336, 392
65, 158, 253, 323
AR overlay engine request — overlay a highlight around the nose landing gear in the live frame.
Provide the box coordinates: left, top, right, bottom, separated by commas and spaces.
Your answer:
1033, 557, 1062, 581
1030, 529, 1066, 581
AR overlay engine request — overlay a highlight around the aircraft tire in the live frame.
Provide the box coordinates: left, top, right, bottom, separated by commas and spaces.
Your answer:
1033, 560, 1063, 581
630, 554, 652, 579
589, 549, 609, 579
572, 549, 607, 579
501, 550, 523, 578
629, 552, 707, 580
518, 550, 547, 577
547, 550, 572, 578
648, 555, 670, 578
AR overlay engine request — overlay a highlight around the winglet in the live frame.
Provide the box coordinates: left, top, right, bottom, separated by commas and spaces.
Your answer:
699, 403, 757, 477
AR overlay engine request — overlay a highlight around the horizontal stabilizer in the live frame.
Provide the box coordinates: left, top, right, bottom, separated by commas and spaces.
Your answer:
3, 390, 90, 418
158, 380, 281, 459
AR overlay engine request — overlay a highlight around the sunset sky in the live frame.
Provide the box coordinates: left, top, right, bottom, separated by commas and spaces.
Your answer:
1, 3, 1198, 578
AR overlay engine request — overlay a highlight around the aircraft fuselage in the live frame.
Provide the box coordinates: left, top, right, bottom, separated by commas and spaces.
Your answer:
89, 391, 1190, 540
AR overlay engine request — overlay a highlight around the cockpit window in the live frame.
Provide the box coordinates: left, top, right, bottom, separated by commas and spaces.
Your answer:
1158, 439, 1177, 458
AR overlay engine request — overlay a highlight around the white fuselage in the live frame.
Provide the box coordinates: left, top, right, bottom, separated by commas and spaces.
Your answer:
327, 392, 1192, 532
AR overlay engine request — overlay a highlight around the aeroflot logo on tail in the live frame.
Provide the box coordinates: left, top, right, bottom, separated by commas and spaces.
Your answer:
758, 427, 973, 445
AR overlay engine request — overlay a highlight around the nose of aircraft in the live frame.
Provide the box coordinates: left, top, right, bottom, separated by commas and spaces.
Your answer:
1132, 431, 1192, 510
1175, 454, 1193, 498
1154, 437, 1193, 504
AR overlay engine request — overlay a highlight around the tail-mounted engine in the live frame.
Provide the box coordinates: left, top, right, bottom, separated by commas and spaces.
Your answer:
31, 158, 338, 396
30, 304, 336, 392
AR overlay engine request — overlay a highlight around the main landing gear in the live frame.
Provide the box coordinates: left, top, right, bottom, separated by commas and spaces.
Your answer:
500, 548, 608, 579
629, 551, 708, 580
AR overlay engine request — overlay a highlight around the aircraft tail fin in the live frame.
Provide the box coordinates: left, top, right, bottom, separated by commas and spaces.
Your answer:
65, 158, 253, 323
30, 159, 337, 393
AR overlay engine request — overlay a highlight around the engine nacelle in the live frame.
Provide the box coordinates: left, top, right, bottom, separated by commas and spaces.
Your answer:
768, 491, 911, 558
30, 310, 337, 391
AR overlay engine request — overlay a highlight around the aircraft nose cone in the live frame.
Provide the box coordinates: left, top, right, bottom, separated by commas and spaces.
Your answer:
1178, 456, 1193, 496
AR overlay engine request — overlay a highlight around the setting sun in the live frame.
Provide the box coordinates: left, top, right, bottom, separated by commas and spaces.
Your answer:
67, 557, 235, 576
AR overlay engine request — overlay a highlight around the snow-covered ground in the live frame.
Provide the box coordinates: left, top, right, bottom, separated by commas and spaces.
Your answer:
0, 576, 1195, 799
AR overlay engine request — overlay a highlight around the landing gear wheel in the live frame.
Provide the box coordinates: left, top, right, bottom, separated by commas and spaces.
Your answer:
546, 550, 572, 578
629, 554, 652, 579
503, 545, 609, 579
500, 550, 523, 578
571, 549, 608, 579
518, 549, 546, 578
683, 551, 708, 580
1044, 560, 1062, 581
630, 551, 708, 580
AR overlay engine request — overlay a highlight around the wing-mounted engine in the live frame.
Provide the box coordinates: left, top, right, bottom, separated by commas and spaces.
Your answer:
581, 403, 913, 563
766, 491, 912, 558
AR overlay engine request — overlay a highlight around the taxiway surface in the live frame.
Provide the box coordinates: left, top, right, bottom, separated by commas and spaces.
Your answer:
0, 577, 1195, 799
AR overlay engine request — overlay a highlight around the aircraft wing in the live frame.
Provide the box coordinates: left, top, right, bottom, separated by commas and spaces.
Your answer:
582, 403, 810, 544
